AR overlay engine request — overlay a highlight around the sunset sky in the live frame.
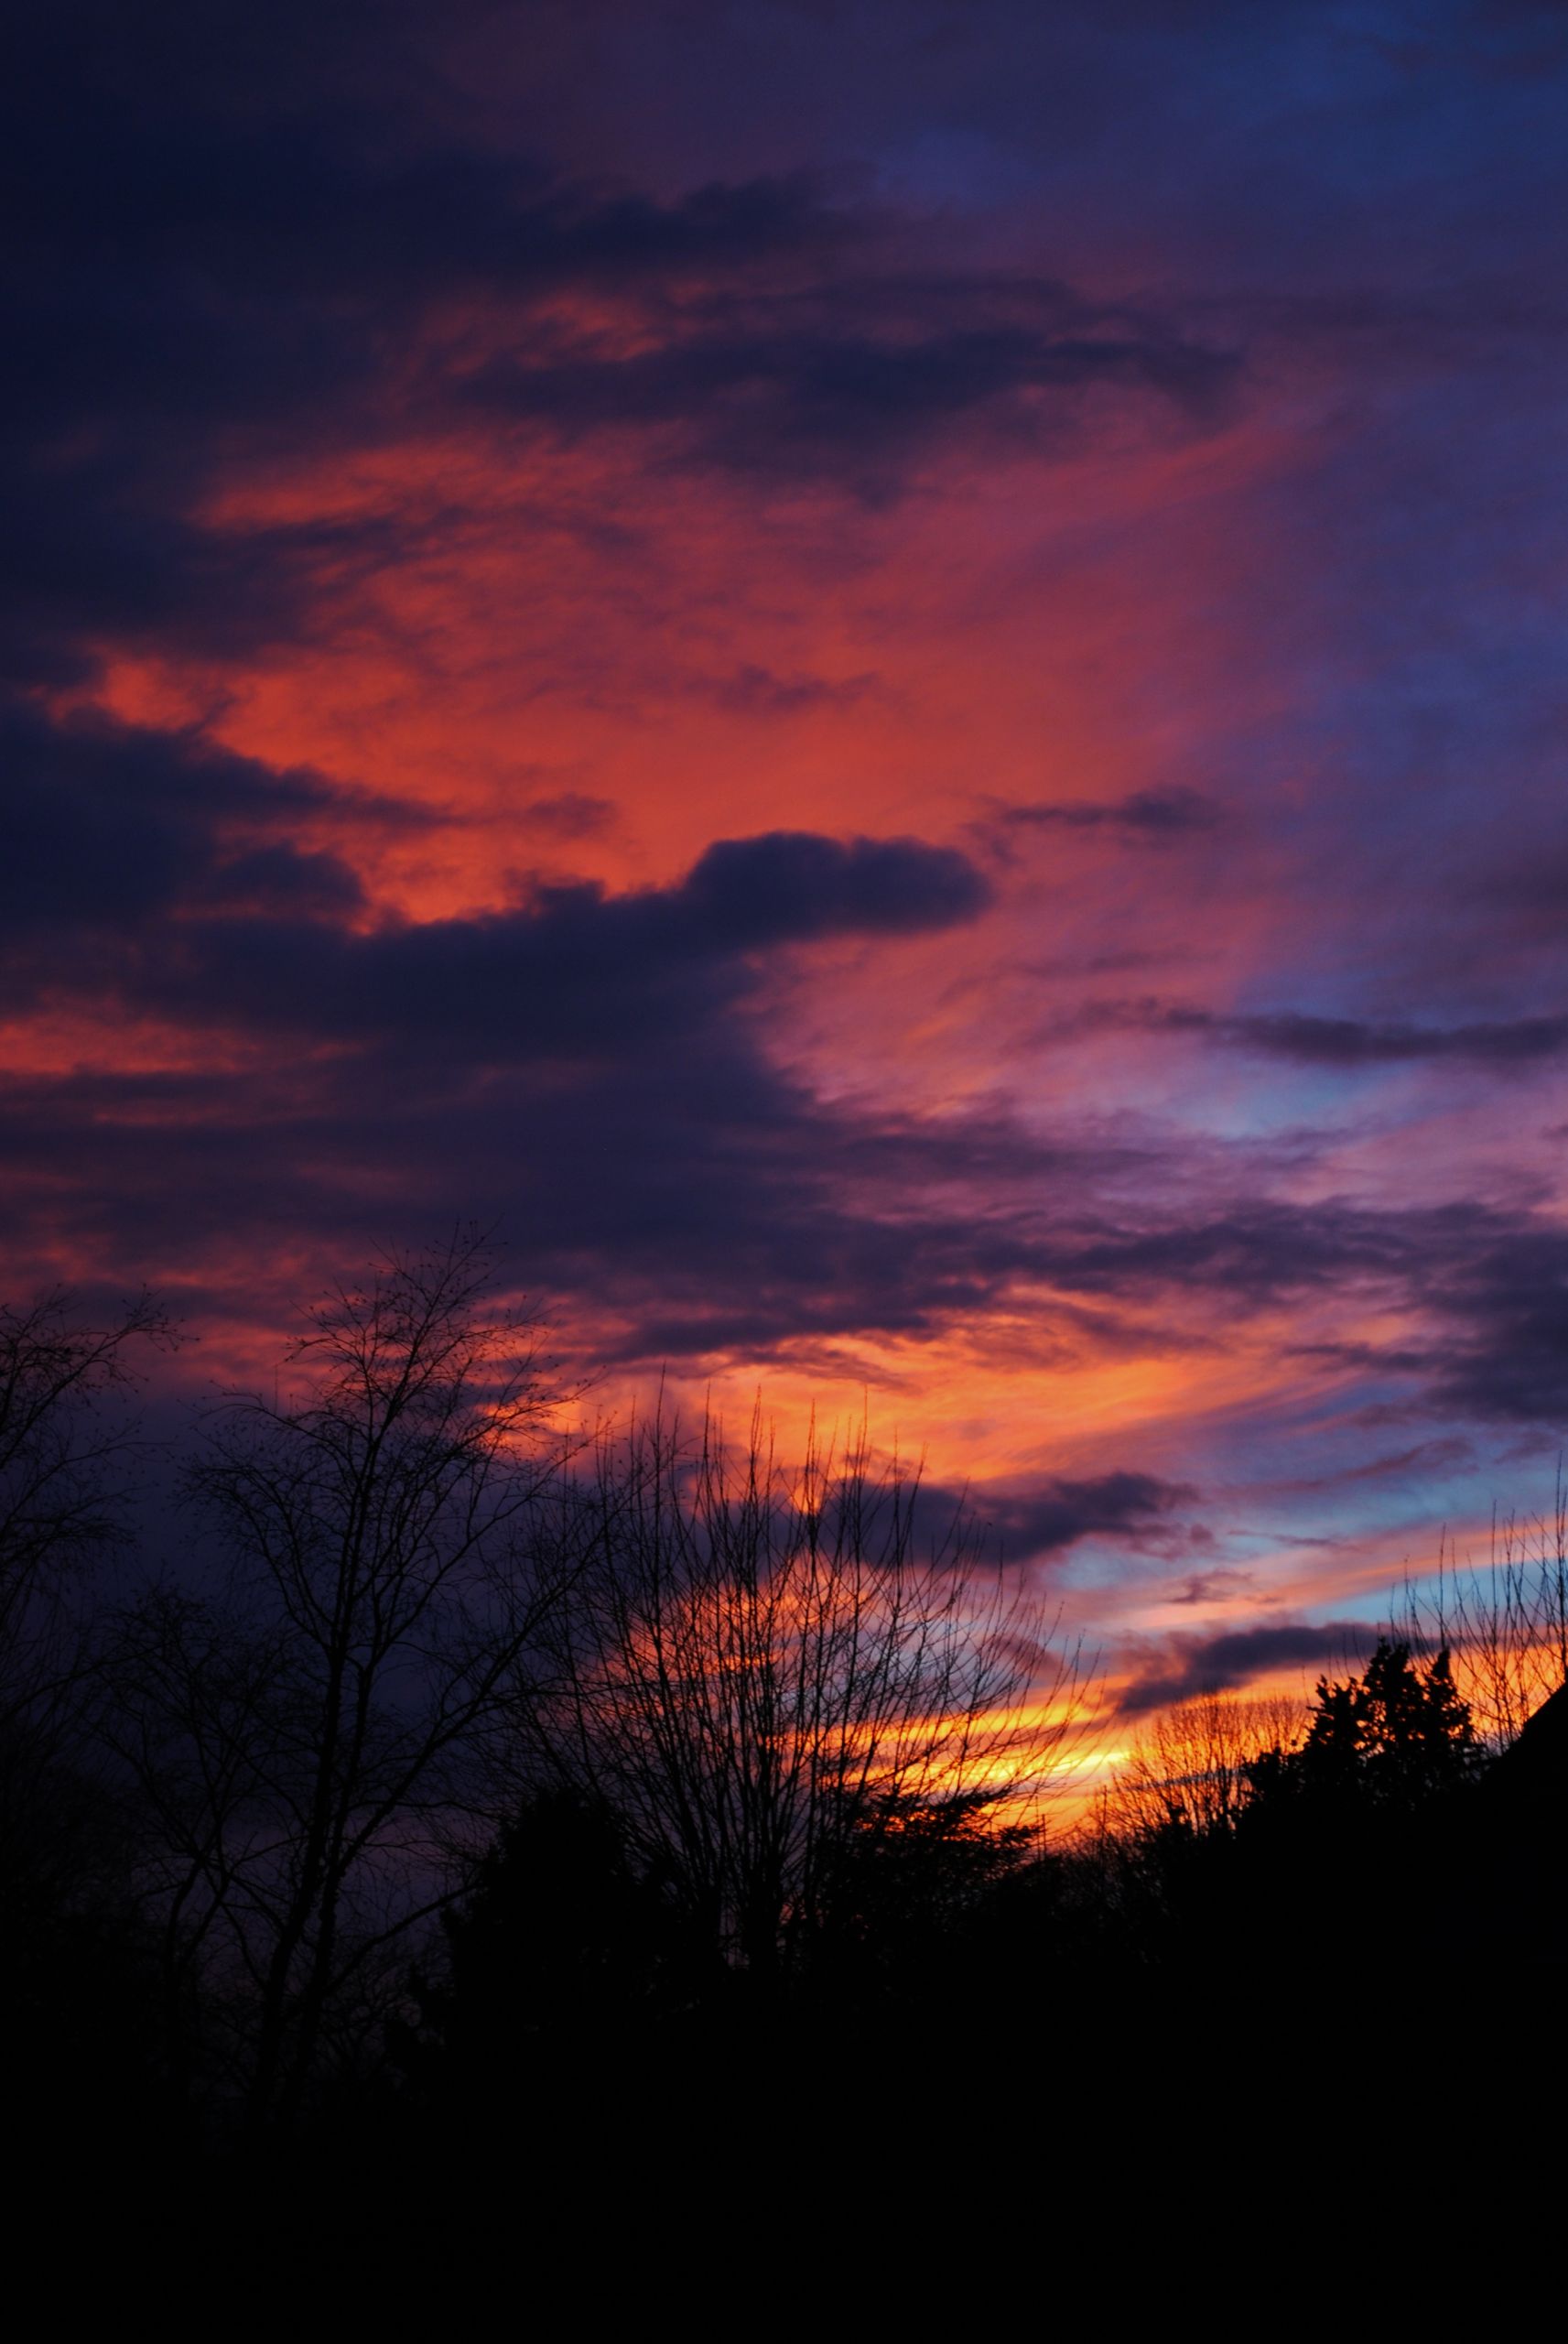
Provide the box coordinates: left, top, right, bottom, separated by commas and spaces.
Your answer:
10, 0, 1568, 1714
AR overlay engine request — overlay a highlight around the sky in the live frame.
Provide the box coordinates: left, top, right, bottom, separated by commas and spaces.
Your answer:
8, 0, 1568, 1716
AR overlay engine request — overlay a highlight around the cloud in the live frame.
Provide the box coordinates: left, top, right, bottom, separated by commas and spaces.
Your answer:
1166, 1568, 1260, 1607
4, 0, 1547, 723
678, 830, 989, 946
0, 688, 989, 1037
1064, 1198, 1425, 1299
1077, 998, 1568, 1067
0, 1036, 1067, 1356
0, 697, 373, 939
987, 787, 1224, 841
466, 304, 1238, 493
18, 711, 1568, 1405
977, 1471, 1190, 1557
1205, 1011, 1568, 1067
0, 700, 1021, 1351
11, 0, 1568, 1489
0, 4, 1241, 688
0, 10, 858, 684
14, 694, 1568, 1414
114, 826, 990, 1056
1425, 1222, 1568, 1421
1118, 1620, 1380, 1714
904, 1470, 1190, 1565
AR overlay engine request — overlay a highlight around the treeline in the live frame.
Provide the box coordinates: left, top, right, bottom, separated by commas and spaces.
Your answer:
3, 1235, 1564, 2245
2, 1238, 1081, 2154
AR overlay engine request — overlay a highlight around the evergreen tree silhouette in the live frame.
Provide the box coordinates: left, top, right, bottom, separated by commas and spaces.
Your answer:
391, 1787, 717, 2125
1262, 1638, 1482, 1812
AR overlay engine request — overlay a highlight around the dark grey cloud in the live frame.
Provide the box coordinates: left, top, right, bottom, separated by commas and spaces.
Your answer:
987, 787, 1224, 841
1426, 1221, 1568, 1421
1167, 1568, 1260, 1608
744, 1464, 1196, 1577
1119, 1620, 1379, 1715
0, 181, 843, 683
0, 687, 989, 1039
114, 826, 990, 1056
12, 732, 1568, 1400
16, 711, 1568, 1392
0, 697, 373, 937
466, 304, 1236, 494
1075, 997, 1568, 1069
1120, 1206, 1568, 1429
0, 1038, 1063, 1358
679, 830, 989, 946
0, 694, 1018, 1351
1057, 1198, 1568, 1430
937, 1470, 1190, 1560
0, 3, 859, 685
1200, 1009, 1568, 1067
1065, 1199, 1430, 1298
0, 0, 1252, 697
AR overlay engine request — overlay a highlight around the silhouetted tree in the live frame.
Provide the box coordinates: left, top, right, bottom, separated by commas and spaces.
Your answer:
804, 1781, 1039, 2002
393, 1786, 708, 2117
520, 1408, 1089, 1991
0, 1290, 173, 2144
1110, 1687, 1306, 1839
1397, 1510, 1568, 1748
0, 1286, 167, 1698
1248, 1638, 1482, 1815
103, 1233, 577, 2131
1178, 1638, 1491, 2014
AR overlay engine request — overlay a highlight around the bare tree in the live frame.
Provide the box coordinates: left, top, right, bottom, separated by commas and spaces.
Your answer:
0, 1287, 170, 1914
0, 1289, 176, 2141
105, 1232, 575, 2128
1397, 1505, 1568, 1750
523, 1406, 1092, 1983
0, 1286, 168, 1695
1108, 1687, 1307, 1840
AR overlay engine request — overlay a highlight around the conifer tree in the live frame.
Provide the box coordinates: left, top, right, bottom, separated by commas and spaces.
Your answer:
1257, 1637, 1481, 1813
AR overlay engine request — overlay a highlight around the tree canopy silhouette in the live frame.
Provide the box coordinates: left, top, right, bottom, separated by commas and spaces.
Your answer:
103, 1232, 575, 2130
518, 1408, 1087, 1989
1248, 1638, 1481, 1815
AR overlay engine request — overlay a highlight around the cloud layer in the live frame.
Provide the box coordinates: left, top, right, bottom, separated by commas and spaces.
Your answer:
10, 0, 1568, 1704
